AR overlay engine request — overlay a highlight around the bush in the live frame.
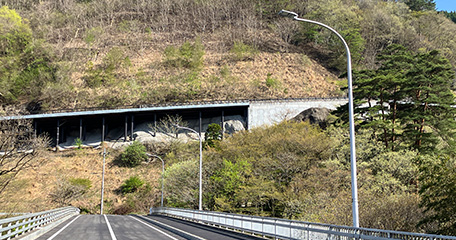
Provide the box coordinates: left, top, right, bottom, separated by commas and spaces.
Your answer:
230, 41, 258, 61
163, 38, 204, 70
50, 177, 92, 206
120, 176, 144, 194
118, 141, 148, 167
74, 138, 83, 149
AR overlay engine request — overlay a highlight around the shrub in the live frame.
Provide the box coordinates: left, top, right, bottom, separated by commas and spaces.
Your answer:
118, 141, 148, 167
265, 73, 280, 89
50, 178, 92, 206
163, 38, 204, 70
83, 47, 131, 88
74, 138, 83, 149
230, 41, 258, 61
120, 176, 144, 194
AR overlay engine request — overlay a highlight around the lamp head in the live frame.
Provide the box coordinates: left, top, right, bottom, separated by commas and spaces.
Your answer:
278, 10, 298, 19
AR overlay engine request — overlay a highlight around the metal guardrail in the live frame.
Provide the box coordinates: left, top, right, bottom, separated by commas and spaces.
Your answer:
150, 207, 456, 240
0, 206, 79, 240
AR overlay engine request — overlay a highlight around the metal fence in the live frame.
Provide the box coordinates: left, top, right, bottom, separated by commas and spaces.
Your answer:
0, 206, 79, 240
150, 207, 456, 240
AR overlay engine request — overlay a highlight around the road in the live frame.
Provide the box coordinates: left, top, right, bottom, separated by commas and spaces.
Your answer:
37, 214, 266, 240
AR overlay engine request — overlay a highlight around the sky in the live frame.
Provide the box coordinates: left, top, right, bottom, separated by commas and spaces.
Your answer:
434, 0, 456, 12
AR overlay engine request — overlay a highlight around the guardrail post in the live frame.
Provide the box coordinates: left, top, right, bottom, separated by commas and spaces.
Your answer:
274, 219, 277, 240
261, 217, 264, 238
328, 226, 332, 240
288, 220, 291, 239
307, 223, 310, 240
7, 222, 12, 239
241, 215, 244, 233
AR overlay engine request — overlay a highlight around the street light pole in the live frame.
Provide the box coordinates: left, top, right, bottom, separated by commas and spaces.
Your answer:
175, 125, 203, 211
278, 10, 359, 228
147, 154, 165, 208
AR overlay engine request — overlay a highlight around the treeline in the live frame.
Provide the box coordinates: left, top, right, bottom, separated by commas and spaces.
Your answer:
442, 11, 456, 23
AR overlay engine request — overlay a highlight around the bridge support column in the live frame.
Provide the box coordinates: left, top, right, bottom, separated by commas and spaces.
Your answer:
79, 118, 83, 141
153, 114, 157, 137
102, 117, 105, 143
199, 111, 202, 135
221, 111, 225, 139
245, 108, 249, 130
56, 120, 60, 149
124, 115, 128, 142
34, 121, 37, 138
131, 115, 134, 141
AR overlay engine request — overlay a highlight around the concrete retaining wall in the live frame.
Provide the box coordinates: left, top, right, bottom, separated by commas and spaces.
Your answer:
248, 98, 347, 129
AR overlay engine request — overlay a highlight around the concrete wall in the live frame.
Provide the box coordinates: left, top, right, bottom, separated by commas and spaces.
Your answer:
248, 98, 348, 129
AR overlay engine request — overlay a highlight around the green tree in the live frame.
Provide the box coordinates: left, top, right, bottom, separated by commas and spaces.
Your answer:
442, 11, 456, 23
404, 0, 436, 11
163, 160, 199, 209
204, 123, 222, 148
339, 45, 456, 153
419, 155, 456, 235
211, 158, 251, 211
0, 6, 57, 103
353, 45, 413, 150
400, 49, 456, 152
300, 0, 365, 69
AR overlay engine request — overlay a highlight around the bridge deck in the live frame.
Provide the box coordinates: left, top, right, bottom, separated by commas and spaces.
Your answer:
36, 214, 265, 240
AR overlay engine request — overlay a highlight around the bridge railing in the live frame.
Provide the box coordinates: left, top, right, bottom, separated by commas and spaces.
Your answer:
150, 207, 456, 240
0, 206, 79, 240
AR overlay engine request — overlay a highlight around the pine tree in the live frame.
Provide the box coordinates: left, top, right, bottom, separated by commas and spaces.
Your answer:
401, 50, 456, 153
405, 0, 436, 11
340, 45, 456, 154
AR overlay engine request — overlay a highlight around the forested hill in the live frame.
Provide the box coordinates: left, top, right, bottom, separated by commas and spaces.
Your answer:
0, 0, 455, 113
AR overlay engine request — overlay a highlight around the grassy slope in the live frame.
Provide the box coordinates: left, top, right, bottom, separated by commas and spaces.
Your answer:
0, 149, 160, 214
49, 32, 344, 110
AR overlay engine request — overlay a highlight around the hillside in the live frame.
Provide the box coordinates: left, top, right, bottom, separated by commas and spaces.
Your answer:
0, 148, 160, 214
1, 0, 455, 112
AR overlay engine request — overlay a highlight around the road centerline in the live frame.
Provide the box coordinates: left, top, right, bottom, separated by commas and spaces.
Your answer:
104, 214, 118, 240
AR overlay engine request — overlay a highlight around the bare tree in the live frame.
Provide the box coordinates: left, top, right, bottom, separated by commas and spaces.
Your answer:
0, 113, 49, 194
148, 114, 187, 138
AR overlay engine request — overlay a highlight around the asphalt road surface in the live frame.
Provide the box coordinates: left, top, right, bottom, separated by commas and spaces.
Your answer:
36, 214, 266, 240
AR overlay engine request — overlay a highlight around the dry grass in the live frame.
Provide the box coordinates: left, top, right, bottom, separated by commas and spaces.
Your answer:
37, 28, 345, 110
0, 149, 162, 214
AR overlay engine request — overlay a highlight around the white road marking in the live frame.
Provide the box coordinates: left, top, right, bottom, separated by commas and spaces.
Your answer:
129, 216, 180, 240
104, 214, 118, 240
133, 215, 207, 240
47, 215, 81, 240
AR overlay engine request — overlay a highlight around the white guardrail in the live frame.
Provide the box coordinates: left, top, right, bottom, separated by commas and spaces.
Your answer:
0, 206, 79, 240
150, 207, 456, 240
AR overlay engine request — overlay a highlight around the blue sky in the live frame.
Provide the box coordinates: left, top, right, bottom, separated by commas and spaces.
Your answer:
434, 0, 456, 11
